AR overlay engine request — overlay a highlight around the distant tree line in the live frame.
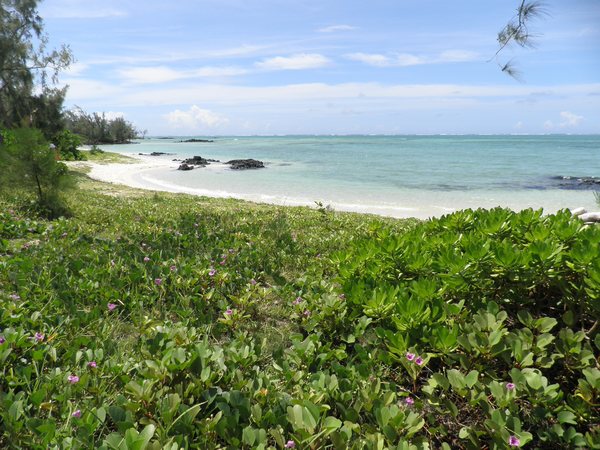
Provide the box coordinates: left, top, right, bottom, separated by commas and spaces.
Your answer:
64, 107, 139, 145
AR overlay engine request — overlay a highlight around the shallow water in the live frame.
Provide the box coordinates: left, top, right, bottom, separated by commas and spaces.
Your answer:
100, 135, 600, 218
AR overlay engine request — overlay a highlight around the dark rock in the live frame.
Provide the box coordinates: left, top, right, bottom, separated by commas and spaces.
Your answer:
551, 176, 600, 190
182, 155, 210, 166
226, 159, 265, 170
179, 138, 214, 143
177, 163, 194, 171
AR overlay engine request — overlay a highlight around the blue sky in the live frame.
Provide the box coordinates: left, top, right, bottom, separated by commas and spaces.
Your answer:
40, 0, 600, 135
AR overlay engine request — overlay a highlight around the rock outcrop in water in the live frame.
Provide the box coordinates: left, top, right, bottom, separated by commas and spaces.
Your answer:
176, 156, 266, 171
179, 138, 214, 143
551, 176, 600, 190
226, 159, 265, 170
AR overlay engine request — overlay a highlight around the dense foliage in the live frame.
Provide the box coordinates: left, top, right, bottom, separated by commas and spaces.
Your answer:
0, 0, 72, 132
0, 128, 73, 217
0, 176, 598, 449
65, 108, 139, 145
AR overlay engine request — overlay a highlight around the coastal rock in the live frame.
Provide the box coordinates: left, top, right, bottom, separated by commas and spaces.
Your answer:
177, 163, 194, 171
182, 155, 210, 166
179, 138, 214, 143
226, 159, 265, 170
552, 176, 600, 190
570, 207, 587, 216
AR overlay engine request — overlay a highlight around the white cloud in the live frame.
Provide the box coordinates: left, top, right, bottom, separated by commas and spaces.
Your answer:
165, 106, 229, 130
317, 24, 356, 33
63, 63, 89, 76
346, 50, 479, 67
345, 53, 392, 67
559, 111, 584, 127
103, 111, 125, 121
255, 53, 330, 70
119, 66, 247, 84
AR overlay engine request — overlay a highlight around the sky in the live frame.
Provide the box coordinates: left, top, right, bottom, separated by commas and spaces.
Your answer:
39, 0, 600, 135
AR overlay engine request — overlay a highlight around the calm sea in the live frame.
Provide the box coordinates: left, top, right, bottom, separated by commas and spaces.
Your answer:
100, 135, 600, 219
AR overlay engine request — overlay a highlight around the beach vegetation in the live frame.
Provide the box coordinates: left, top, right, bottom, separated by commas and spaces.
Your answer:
0, 128, 73, 218
64, 107, 139, 145
0, 178, 597, 448
0, 0, 73, 134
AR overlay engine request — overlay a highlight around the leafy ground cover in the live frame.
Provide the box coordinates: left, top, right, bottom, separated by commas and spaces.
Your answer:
0, 173, 598, 449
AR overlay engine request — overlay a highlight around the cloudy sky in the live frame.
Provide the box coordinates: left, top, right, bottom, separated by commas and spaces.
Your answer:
40, 0, 600, 135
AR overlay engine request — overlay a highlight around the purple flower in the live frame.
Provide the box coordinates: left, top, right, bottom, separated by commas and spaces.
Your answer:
143, 256, 150, 262
72, 409, 81, 418
405, 397, 414, 405
219, 260, 226, 266
34, 332, 44, 342
225, 308, 233, 316
285, 440, 296, 449
154, 278, 162, 286
508, 435, 521, 447
170, 265, 177, 272
209, 269, 216, 277
414, 356, 424, 366
67, 375, 79, 384
406, 352, 415, 361
88, 361, 97, 368
303, 310, 311, 317
506, 382, 516, 391
293, 297, 302, 305
250, 279, 257, 285
108, 303, 117, 311
0, 336, 5, 345
9, 293, 20, 300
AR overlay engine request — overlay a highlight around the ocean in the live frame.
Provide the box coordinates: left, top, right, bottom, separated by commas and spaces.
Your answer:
99, 135, 600, 219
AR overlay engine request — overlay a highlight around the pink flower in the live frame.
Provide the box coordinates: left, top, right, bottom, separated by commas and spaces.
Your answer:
0, 336, 5, 345
225, 309, 233, 316
34, 332, 44, 342
405, 397, 414, 405
154, 278, 162, 286
9, 293, 20, 300
108, 303, 117, 311
250, 279, 257, 285
72, 409, 81, 418
506, 382, 516, 391
293, 297, 302, 305
303, 310, 311, 317
209, 269, 216, 277
414, 356, 424, 366
285, 441, 296, 449
170, 265, 177, 272
219, 260, 226, 266
508, 435, 521, 447
143, 256, 150, 262
67, 375, 79, 384
88, 361, 97, 368
406, 352, 415, 361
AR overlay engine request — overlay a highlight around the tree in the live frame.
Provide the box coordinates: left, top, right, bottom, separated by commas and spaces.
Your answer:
494, 1, 548, 79
0, 0, 73, 131
64, 107, 138, 144
0, 128, 73, 217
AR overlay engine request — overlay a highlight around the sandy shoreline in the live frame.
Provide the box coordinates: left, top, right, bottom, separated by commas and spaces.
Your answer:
68, 152, 595, 220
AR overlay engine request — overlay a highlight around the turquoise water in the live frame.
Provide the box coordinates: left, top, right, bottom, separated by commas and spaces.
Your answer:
101, 135, 600, 218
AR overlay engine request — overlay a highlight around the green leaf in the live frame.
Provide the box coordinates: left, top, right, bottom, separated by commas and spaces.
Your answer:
323, 416, 342, 430
557, 411, 577, 425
